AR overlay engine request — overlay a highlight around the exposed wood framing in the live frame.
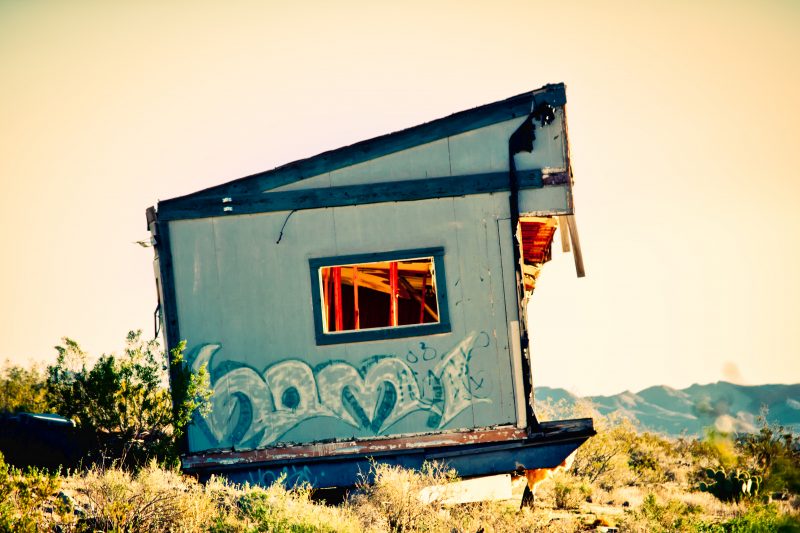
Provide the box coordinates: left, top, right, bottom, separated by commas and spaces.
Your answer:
557, 215, 571, 253
565, 214, 585, 278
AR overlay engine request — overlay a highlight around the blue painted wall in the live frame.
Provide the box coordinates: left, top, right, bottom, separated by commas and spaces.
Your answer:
163, 106, 573, 454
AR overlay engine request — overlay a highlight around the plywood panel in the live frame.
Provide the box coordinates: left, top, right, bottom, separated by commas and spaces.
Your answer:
451, 195, 516, 428
270, 139, 451, 192
270, 172, 331, 192
497, 217, 526, 427
447, 118, 523, 176
170, 195, 523, 452
518, 185, 571, 215
329, 138, 451, 186
512, 108, 567, 171
326, 198, 473, 436
266, 109, 566, 194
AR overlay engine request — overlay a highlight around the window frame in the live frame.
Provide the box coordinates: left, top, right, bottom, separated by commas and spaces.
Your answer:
309, 247, 451, 345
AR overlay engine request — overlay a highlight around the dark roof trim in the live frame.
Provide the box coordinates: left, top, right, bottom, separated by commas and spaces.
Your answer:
164, 83, 566, 204
157, 170, 564, 221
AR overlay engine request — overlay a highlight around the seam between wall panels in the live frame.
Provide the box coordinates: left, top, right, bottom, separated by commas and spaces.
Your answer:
496, 218, 526, 429
447, 137, 453, 176
483, 215, 506, 422
210, 218, 224, 337
449, 196, 475, 429
328, 206, 348, 361
209, 217, 230, 451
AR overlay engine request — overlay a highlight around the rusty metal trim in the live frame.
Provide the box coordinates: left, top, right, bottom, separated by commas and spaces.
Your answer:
182, 426, 528, 469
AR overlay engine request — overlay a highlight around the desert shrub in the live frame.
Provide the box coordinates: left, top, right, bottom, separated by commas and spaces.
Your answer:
0, 362, 49, 414
621, 492, 704, 533
691, 410, 800, 500
236, 479, 362, 533
695, 502, 800, 532
570, 412, 640, 490
698, 429, 741, 471
0, 451, 66, 532
349, 461, 561, 532
628, 431, 689, 485
551, 471, 591, 510
539, 397, 698, 491
349, 461, 456, 532
45, 331, 211, 466
737, 413, 800, 496
78, 462, 213, 531
71, 465, 365, 532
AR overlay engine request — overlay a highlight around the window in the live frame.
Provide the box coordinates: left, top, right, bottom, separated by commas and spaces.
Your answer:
309, 248, 450, 344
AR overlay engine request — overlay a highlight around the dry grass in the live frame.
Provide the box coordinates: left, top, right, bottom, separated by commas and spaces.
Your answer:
3, 399, 800, 533
2, 458, 799, 533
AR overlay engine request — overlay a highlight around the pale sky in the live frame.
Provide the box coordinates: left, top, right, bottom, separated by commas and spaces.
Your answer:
1, 0, 798, 396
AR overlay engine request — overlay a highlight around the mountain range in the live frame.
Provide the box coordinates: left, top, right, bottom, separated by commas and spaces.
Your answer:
534, 381, 800, 436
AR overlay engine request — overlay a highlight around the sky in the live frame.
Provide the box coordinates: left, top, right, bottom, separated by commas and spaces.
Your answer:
0, 0, 798, 396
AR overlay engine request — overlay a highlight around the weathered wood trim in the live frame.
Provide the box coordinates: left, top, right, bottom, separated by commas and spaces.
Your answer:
151, 216, 189, 454
166, 84, 567, 201
182, 426, 529, 469
158, 170, 564, 221
565, 215, 585, 278
557, 215, 571, 252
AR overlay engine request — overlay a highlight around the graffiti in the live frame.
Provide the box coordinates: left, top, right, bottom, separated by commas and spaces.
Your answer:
246, 465, 316, 488
405, 342, 438, 363
188, 332, 491, 449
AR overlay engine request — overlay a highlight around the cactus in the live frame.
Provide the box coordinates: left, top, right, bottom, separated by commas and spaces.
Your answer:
699, 467, 762, 502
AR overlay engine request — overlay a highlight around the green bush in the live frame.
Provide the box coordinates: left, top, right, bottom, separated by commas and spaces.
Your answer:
621, 492, 704, 533
695, 502, 800, 532
552, 472, 591, 510
45, 331, 211, 465
737, 413, 800, 496
0, 362, 49, 414
0, 451, 65, 532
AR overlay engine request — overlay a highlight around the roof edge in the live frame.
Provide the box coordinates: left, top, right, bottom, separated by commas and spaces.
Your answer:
161, 83, 566, 205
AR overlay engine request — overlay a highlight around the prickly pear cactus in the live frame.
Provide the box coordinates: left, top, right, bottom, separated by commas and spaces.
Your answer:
699, 467, 761, 502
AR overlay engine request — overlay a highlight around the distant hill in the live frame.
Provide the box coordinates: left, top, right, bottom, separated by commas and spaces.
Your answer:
534, 382, 800, 436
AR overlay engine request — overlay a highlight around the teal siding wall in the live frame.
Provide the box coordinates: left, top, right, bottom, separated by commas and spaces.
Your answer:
170, 193, 525, 453
271, 112, 567, 194
164, 98, 573, 454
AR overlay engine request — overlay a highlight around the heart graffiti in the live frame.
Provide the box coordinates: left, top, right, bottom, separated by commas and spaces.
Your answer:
188, 332, 491, 449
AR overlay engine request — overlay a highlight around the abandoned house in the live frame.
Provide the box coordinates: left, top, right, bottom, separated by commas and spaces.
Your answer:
147, 82, 594, 490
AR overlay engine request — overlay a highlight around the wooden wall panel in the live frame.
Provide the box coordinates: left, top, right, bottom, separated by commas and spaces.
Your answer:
169, 195, 520, 453
512, 108, 568, 172
518, 185, 571, 216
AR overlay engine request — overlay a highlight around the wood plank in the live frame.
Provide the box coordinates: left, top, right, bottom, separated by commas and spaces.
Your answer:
565, 215, 586, 278
418, 474, 513, 504
557, 215, 571, 252
158, 170, 547, 221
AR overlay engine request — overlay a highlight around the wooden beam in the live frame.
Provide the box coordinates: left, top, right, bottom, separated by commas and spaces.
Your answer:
158, 171, 550, 221
557, 215, 571, 253
399, 276, 438, 322
418, 271, 428, 324
332, 267, 343, 331
389, 262, 398, 326
353, 266, 360, 330
565, 215, 585, 278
